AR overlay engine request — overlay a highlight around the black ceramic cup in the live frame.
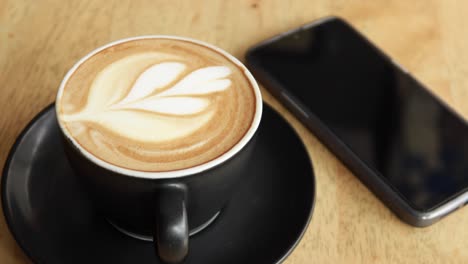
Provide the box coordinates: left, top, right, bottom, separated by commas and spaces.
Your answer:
55, 36, 263, 263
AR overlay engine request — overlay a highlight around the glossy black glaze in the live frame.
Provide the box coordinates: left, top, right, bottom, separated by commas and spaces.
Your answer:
156, 185, 188, 263
63, 124, 255, 234
62, 105, 256, 262
2, 104, 315, 264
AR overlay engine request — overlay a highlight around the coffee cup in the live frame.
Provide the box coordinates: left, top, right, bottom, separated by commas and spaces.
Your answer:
55, 36, 262, 263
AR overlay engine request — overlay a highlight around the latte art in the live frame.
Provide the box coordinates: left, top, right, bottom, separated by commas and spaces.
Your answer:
62, 59, 232, 142
57, 38, 256, 172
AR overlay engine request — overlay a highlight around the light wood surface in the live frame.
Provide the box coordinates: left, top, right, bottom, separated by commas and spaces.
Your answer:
2, 0, 468, 263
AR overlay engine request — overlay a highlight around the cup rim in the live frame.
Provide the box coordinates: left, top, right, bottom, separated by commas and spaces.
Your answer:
56, 35, 262, 179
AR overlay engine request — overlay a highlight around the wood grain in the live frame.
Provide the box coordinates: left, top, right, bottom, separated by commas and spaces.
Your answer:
1, 0, 468, 263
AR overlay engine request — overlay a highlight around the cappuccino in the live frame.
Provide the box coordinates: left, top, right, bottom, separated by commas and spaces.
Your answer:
57, 37, 256, 172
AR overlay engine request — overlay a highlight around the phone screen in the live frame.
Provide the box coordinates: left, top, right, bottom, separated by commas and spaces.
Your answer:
247, 18, 468, 211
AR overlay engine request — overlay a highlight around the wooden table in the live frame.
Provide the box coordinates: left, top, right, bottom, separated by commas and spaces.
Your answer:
2, 1, 468, 263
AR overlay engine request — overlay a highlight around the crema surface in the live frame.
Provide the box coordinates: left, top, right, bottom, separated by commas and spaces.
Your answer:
57, 38, 256, 172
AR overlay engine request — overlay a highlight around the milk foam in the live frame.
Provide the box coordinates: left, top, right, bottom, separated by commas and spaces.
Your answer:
61, 54, 232, 143
57, 38, 256, 172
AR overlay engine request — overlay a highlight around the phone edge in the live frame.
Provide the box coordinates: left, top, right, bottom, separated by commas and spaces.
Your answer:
245, 16, 468, 227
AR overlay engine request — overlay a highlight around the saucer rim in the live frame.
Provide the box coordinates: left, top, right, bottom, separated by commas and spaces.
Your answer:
2, 103, 56, 264
1, 103, 316, 264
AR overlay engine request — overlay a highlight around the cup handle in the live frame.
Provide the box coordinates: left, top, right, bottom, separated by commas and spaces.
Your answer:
155, 184, 188, 263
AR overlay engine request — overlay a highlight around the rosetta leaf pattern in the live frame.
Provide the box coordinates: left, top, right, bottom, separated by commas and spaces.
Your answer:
63, 62, 232, 122
61, 61, 232, 142
112, 65, 232, 114
117, 62, 187, 105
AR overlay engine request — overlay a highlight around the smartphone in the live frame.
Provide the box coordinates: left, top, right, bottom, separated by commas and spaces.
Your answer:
246, 16, 468, 227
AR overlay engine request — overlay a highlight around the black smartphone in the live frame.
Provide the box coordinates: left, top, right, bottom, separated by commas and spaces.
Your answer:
246, 16, 468, 227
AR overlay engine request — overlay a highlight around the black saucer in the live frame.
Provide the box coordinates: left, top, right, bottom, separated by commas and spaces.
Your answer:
2, 104, 315, 264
